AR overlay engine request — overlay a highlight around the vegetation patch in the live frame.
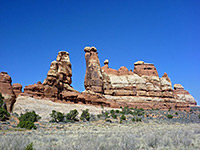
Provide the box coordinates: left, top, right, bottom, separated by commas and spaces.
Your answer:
166, 114, 173, 119
17, 111, 41, 130
0, 93, 10, 121
80, 109, 90, 121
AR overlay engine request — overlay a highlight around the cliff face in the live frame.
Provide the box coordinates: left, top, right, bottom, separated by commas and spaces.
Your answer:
84, 47, 197, 111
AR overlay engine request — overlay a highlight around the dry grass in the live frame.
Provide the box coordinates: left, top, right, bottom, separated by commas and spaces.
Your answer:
0, 122, 200, 150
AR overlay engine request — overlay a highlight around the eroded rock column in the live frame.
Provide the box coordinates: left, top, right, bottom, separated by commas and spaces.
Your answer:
84, 46, 104, 93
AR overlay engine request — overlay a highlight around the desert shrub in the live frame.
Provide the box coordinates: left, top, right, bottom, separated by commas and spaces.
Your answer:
121, 106, 132, 115
19, 111, 41, 122
80, 109, 90, 121
65, 109, 79, 122
115, 110, 120, 113
97, 114, 102, 118
110, 109, 115, 114
110, 110, 117, 119
0, 107, 10, 121
50, 110, 64, 123
18, 111, 40, 130
120, 114, 126, 121
132, 117, 142, 122
175, 112, 178, 115
0, 93, 4, 107
24, 143, 34, 150
17, 121, 37, 130
166, 114, 173, 119
136, 117, 142, 122
105, 119, 112, 123
100, 111, 110, 119
111, 114, 117, 119
0, 93, 10, 121
133, 108, 144, 116
198, 114, 200, 119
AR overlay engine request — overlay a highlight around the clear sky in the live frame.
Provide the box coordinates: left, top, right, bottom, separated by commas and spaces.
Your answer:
0, 0, 200, 104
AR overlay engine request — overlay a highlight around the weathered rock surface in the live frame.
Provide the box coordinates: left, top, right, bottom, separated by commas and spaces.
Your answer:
174, 84, 197, 106
12, 83, 22, 97
24, 51, 75, 100
0, 72, 16, 112
1, 47, 197, 112
22, 51, 110, 107
84, 47, 197, 111
13, 96, 113, 121
84, 47, 104, 93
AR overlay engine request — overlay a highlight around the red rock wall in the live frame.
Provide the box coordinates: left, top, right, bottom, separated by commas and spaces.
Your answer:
0, 72, 16, 112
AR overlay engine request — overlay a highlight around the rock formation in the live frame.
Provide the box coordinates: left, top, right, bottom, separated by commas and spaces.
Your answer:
173, 84, 197, 106
23, 51, 110, 107
12, 83, 22, 97
0, 72, 16, 112
24, 51, 75, 100
84, 47, 104, 93
84, 47, 197, 111
1, 47, 197, 112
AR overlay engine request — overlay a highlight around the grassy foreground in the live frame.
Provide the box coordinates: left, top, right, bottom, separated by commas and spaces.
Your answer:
0, 122, 200, 150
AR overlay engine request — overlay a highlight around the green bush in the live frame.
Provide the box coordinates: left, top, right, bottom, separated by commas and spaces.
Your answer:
17, 121, 37, 130
97, 114, 102, 118
110, 110, 115, 114
101, 111, 110, 119
136, 117, 142, 122
80, 109, 90, 121
111, 114, 117, 119
0, 107, 10, 121
120, 114, 126, 121
132, 117, 142, 122
18, 111, 40, 130
198, 114, 200, 119
0, 93, 10, 121
110, 110, 117, 119
19, 111, 41, 122
115, 110, 120, 113
50, 110, 64, 123
166, 114, 173, 119
65, 109, 79, 122
175, 112, 178, 115
133, 108, 144, 116
0, 93, 4, 108
121, 106, 132, 115
24, 143, 34, 150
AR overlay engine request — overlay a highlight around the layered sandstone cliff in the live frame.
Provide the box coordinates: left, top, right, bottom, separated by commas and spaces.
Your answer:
84, 47, 197, 111
0, 47, 197, 112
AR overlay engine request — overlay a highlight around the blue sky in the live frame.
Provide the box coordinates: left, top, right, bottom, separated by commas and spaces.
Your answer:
0, 0, 200, 104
